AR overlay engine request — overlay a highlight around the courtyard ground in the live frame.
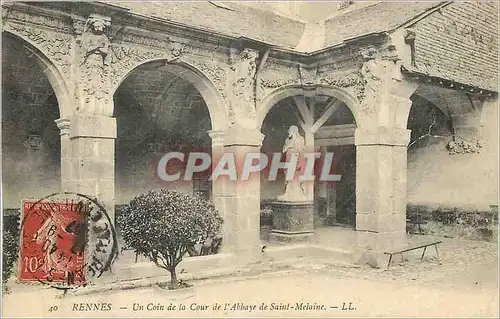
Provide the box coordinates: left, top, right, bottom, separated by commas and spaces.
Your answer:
2, 235, 499, 318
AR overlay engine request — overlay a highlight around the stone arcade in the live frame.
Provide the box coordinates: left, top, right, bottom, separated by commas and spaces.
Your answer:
2, 1, 498, 276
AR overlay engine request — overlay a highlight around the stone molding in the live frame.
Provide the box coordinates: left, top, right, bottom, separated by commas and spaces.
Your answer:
69, 115, 117, 139
223, 127, 264, 147
355, 127, 411, 146
55, 118, 71, 137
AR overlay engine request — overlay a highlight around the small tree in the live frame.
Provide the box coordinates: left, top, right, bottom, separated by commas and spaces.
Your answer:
117, 189, 223, 289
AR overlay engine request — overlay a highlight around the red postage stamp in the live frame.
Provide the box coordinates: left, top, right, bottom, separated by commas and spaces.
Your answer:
19, 200, 86, 285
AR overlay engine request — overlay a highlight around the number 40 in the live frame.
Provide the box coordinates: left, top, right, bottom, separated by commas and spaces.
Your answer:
48, 306, 58, 312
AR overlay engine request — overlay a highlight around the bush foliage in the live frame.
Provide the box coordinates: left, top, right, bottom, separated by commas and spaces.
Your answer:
117, 189, 223, 288
2, 212, 20, 293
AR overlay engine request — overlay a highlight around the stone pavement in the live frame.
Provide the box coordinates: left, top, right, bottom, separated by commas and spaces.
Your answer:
3, 236, 498, 318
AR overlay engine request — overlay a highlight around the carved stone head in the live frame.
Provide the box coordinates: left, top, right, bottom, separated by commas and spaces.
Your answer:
240, 48, 259, 61
170, 42, 185, 57
86, 15, 111, 35
288, 125, 299, 137
360, 47, 378, 61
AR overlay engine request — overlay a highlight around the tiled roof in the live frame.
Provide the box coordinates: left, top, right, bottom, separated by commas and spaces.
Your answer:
324, 2, 442, 46
407, 1, 499, 92
107, 1, 305, 49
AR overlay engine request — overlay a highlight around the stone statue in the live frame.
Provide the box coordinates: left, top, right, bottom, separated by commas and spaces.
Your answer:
230, 48, 259, 127
79, 15, 111, 114
278, 125, 307, 201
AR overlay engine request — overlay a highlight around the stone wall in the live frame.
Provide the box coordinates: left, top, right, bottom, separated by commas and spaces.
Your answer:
407, 98, 498, 209
406, 204, 498, 242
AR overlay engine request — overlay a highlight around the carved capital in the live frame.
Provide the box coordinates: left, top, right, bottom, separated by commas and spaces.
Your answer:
207, 130, 226, 146
55, 118, 71, 137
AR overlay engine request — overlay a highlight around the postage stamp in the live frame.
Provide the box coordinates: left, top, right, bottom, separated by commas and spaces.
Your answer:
19, 193, 118, 288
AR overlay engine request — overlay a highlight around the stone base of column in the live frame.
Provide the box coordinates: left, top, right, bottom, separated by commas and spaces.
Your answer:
268, 201, 314, 243
354, 230, 407, 268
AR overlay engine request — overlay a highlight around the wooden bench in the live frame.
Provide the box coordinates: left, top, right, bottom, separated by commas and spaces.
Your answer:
384, 241, 442, 270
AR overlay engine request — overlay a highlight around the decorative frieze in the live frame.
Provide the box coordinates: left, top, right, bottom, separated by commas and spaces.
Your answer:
119, 31, 170, 50
186, 59, 228, 100
260, 76, 297, 89
320, 71, 366, 102
109, 45, 167, 89
6, 8, 72, 33
5, 23, 73, 76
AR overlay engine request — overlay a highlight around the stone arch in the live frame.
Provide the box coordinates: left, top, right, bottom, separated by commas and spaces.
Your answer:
257, 84, 361, 130
110, 57, 228, 131
2, 30, 72, 119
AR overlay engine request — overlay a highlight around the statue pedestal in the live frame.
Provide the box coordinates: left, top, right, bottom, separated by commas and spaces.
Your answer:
268, 201, 314, 243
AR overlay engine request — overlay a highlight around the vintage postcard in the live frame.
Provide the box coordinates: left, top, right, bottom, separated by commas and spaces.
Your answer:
1, 0, 499, 318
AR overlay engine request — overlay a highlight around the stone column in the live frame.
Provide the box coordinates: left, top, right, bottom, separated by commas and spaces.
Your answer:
67, 114, 117, 221
55, 118, 71, 192
354, 127, 410, 267
219, 127, 263, 264
208, 130, 229, 252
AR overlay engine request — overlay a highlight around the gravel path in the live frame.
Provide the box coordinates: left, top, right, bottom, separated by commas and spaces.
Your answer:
3, 236, 498, 318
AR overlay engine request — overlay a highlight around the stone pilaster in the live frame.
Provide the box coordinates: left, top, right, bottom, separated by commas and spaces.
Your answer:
208, 130, 229, 252
67, 114, 117, 222
354, 127, 410, 267
213, 127, 264, 264
55, 118, 71, 192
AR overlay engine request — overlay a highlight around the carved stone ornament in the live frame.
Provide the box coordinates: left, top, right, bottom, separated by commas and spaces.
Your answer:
109, 45, 169, 91
6, 8, 72, 32
5, 24, 73, 76
260, 75, 297, 89
229, 48, 259, 127
447, 138, 483, 155
358, 46, 403, 114
298, 65, 318, 88
320, 71, 366, 102
170, 42, 185, 58
77, 15, 112, 115
23, 133, 42, 151
188, 59, 228, 100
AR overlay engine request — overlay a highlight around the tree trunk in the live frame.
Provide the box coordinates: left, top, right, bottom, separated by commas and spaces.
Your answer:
169, 267, 178, 289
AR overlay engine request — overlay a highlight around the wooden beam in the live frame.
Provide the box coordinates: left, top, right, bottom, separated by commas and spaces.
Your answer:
315, 124, 356, 139
293, 96, 314, 125
310, 98, 342, 133
315, 137, 355, 146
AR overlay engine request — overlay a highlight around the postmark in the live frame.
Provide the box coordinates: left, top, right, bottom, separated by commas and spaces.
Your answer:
19, 192, 118, 289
